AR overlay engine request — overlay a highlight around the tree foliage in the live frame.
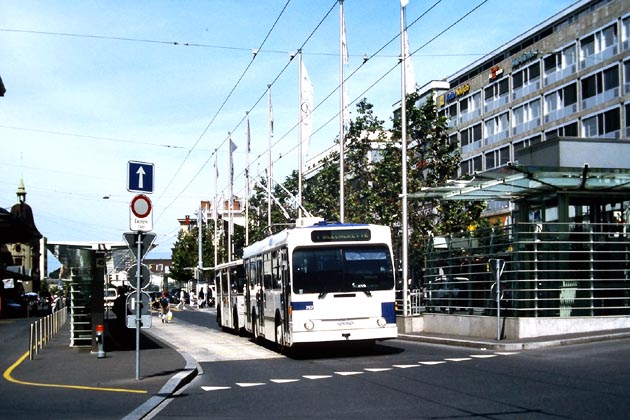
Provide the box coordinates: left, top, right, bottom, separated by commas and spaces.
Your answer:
171, 94, 484, 281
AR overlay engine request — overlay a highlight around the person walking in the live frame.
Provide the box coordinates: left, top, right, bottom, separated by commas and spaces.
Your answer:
159, 292, 170, 323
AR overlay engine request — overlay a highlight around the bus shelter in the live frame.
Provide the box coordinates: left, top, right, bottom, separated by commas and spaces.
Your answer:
48, 242, 129, 349
408, 138, 630, 339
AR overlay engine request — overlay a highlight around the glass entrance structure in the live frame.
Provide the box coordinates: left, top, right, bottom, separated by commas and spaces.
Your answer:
409, 138, 630, 333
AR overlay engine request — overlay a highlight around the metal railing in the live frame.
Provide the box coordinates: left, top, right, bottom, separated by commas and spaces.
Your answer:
29, 307, 68, 360
421, 222, 630, 318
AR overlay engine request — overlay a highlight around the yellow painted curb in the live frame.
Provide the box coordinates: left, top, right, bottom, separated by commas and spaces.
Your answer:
3, 351, 147, 394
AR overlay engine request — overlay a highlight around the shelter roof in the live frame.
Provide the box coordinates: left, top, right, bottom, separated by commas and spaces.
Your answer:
408, 164, 630, 201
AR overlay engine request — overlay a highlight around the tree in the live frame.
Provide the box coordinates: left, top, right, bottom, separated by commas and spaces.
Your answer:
387, 93, 484, 276
170, 222, 217, 283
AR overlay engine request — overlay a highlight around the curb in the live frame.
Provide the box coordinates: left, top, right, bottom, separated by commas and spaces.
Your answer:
122, 331, 200, 420
397, 330, 630, 351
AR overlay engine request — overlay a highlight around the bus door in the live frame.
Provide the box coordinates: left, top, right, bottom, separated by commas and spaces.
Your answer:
280, 249, 290, 335
263, 252, 277, 336
256, 256, 266, 334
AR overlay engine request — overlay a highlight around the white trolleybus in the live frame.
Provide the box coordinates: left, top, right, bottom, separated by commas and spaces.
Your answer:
242, 220, 397, 350
214, 259, 246, 334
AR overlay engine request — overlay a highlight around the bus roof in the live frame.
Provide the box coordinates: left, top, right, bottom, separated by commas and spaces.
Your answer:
242, 222, 391, 260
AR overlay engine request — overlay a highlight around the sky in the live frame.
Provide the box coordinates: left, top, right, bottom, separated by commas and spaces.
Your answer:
1, 0, 577, 271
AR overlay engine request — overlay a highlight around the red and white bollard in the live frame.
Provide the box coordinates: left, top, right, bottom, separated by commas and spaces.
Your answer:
96, 324, 106, 358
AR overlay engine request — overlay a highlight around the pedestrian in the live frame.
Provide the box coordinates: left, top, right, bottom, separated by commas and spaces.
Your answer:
178, 289, 185, 310
198, 289, 205, 308
159, 292, 170, 323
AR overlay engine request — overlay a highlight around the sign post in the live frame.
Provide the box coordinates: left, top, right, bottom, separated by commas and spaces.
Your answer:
125, 160, 155, 381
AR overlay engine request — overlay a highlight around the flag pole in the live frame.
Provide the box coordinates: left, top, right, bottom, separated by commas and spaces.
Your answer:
339, 0, 345, 223
228, 133, 233, 263
267, 85, 273, 228
400, 0, 409, 317
213, 150, 218, 267
298, 50, 303, 218
245, 112, 250, 245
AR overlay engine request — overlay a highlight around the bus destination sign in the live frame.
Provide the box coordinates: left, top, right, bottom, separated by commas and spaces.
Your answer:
311, 229, 371, 243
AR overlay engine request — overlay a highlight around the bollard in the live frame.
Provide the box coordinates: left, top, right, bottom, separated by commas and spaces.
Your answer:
96, 324, 106, 358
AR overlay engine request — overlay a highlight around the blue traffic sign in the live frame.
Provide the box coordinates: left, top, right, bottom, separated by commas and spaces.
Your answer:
127, 161, 154, 193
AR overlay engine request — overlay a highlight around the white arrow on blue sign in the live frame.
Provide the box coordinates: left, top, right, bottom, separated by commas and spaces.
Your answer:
127, 161, 154, 193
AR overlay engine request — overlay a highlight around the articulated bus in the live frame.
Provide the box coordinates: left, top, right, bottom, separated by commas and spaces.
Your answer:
242, 220, 397, 349
214, 259, 246, 333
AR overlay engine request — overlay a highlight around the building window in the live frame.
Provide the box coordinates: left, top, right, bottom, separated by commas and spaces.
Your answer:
624, 60, 630, 94
545, 121, 578, 140
582, 107, 621, 138
439, 102, 458, 128
485, 145, 510, 170
460, 123, 482, 154
513, 99, 541, 135
580, 23, 619, 70
484, 78, 509, 113
581, 65, 620, 110
543, 44, 577, 86
623, 16, 630, 51
514, 134, 542, 154
484, 112, 509, 146
459, 91, 482, 124
512, 62, 541, 100
625, 103, 630, 137
544, 82, 577, 123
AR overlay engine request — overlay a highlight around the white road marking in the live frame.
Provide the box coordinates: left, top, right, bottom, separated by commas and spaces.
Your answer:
202, 386, 231, 391
199, 348, 520, 392
418, 361, 446, 365
495, 352, 520, 356
236, 382, 266, 387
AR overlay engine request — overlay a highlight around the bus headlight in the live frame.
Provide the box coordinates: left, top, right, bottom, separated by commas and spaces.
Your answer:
376, 317, 387, 327
304, 320, 315, 331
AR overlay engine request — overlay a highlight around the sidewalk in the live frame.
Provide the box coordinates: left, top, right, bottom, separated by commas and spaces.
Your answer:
7, 313, 196, 420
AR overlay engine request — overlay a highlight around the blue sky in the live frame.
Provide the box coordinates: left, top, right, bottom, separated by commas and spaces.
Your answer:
0, 0, 576, 270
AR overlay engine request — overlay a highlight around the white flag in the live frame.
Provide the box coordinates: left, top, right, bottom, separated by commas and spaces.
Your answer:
300, 59, 314, 156
403, 29, 416, 94
229, 139, 237, 187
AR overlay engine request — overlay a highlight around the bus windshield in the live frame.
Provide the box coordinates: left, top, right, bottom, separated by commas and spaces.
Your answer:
292, 246, 394, 294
